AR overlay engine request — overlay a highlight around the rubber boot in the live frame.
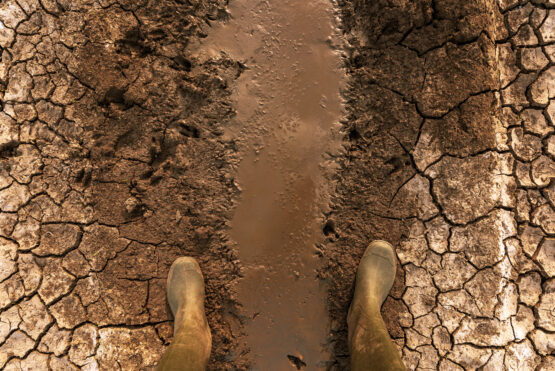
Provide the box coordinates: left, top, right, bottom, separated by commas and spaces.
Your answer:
347, 240, 406, 371
157, 257, 212, 371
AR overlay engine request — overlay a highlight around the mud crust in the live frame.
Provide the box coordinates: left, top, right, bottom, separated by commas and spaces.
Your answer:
322, 0, 553, 369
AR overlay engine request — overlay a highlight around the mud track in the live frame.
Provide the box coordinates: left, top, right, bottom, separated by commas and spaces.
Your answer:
191, 0, 343, 368
0, 0, 553, 370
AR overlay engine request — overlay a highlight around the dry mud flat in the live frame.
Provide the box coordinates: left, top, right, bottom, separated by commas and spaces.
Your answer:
0, 0, 554, 370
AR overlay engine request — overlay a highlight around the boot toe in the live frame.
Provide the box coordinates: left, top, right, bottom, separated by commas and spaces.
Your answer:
167, 257, 204, 315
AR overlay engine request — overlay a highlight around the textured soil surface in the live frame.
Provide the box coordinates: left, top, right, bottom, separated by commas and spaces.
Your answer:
0, 0, 554, 370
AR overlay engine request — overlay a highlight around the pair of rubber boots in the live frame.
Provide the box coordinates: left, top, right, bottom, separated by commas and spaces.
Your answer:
157, 240, 406, 370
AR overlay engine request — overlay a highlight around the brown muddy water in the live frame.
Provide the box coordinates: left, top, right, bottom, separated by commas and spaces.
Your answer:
193, 0, 344, 369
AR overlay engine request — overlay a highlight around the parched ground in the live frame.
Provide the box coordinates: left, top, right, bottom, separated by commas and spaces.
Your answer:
0, 0, 553, 370
323, 0, 554, 369
0, 0, 246, 369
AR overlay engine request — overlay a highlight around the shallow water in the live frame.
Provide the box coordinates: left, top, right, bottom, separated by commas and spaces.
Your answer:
194, 0, 344, 368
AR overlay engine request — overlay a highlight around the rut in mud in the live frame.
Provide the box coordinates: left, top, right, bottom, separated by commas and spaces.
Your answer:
192, 0, 344, 368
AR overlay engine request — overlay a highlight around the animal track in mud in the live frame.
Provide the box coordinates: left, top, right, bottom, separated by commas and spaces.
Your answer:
177, 122, 200, 138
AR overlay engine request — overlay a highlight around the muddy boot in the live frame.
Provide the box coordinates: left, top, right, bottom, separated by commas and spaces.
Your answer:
157, 257, 212, 371
347, 241, 406, 371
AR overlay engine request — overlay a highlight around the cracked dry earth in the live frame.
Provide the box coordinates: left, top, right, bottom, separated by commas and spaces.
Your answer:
0, 0, 554, 370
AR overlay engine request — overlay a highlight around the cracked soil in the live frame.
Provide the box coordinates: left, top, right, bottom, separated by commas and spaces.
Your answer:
0, 0, 554, 370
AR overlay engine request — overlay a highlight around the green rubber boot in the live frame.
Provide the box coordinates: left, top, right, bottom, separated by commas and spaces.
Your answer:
157, 257, 212, 371
347, 240, 406, 371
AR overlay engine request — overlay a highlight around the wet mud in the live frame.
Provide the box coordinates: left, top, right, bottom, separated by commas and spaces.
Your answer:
193, 0, 344, 368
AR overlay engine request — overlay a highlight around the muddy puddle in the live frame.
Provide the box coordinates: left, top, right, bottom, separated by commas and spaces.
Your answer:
193, 0, 344, 368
